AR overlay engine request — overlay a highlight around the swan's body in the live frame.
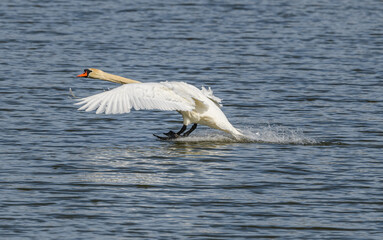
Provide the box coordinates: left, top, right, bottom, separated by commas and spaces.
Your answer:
75, 68, 243, 140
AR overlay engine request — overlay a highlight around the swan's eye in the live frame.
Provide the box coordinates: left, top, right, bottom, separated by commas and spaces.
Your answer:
83, 69, 92, 76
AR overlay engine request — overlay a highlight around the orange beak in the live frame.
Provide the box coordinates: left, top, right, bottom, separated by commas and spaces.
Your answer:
77, 72, 88, 77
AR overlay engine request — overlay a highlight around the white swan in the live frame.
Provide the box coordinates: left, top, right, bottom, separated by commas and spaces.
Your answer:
75, 68, 244, 140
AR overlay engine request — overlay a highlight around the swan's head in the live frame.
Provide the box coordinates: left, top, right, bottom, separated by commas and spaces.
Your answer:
76, 68, 140, 84
76, 68, 104, 79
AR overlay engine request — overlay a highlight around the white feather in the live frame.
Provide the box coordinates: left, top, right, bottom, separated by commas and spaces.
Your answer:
201, 86, 222, 107
75, 82, 196, 114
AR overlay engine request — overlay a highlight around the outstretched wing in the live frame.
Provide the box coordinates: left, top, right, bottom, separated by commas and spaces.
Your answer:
75, 82, 196, 114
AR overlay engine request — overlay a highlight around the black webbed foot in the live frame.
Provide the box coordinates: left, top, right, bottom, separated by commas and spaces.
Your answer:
164, 131, 177, 137
153, 132, 180, 140
154, 124, 197, 140
153, 134, 173, 140
164, 131, 179, 139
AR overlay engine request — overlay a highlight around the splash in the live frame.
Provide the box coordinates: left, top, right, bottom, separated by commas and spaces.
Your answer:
174, 124, 317, 145
241, 125, 317, 145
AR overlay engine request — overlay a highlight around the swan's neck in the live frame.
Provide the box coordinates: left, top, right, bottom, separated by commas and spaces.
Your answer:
93, 71, 141, 84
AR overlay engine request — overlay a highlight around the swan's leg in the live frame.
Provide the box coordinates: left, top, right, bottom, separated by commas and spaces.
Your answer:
182, 124, 197, 137
177, 125, 187, 135
163, 125, 186, 137
154, 125, 187, 140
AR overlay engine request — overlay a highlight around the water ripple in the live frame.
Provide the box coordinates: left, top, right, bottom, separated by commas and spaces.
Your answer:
1, 0, 383, 239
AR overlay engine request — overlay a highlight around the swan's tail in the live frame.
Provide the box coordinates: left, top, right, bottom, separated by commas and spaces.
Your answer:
228, 127, 247, 140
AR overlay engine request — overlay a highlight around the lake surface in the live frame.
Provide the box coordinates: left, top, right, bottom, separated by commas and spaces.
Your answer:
1, 0, 382, 239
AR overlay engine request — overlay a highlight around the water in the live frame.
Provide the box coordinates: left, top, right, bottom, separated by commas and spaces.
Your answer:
1, 0, 382, 239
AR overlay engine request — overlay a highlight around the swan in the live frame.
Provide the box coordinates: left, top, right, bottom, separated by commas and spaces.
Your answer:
75, 68, 244, 140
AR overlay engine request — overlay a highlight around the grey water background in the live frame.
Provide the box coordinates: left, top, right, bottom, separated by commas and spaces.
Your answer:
1, 0, 383, 239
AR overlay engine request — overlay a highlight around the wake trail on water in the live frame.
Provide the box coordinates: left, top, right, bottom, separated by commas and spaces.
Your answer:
175, 124, 317, 145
